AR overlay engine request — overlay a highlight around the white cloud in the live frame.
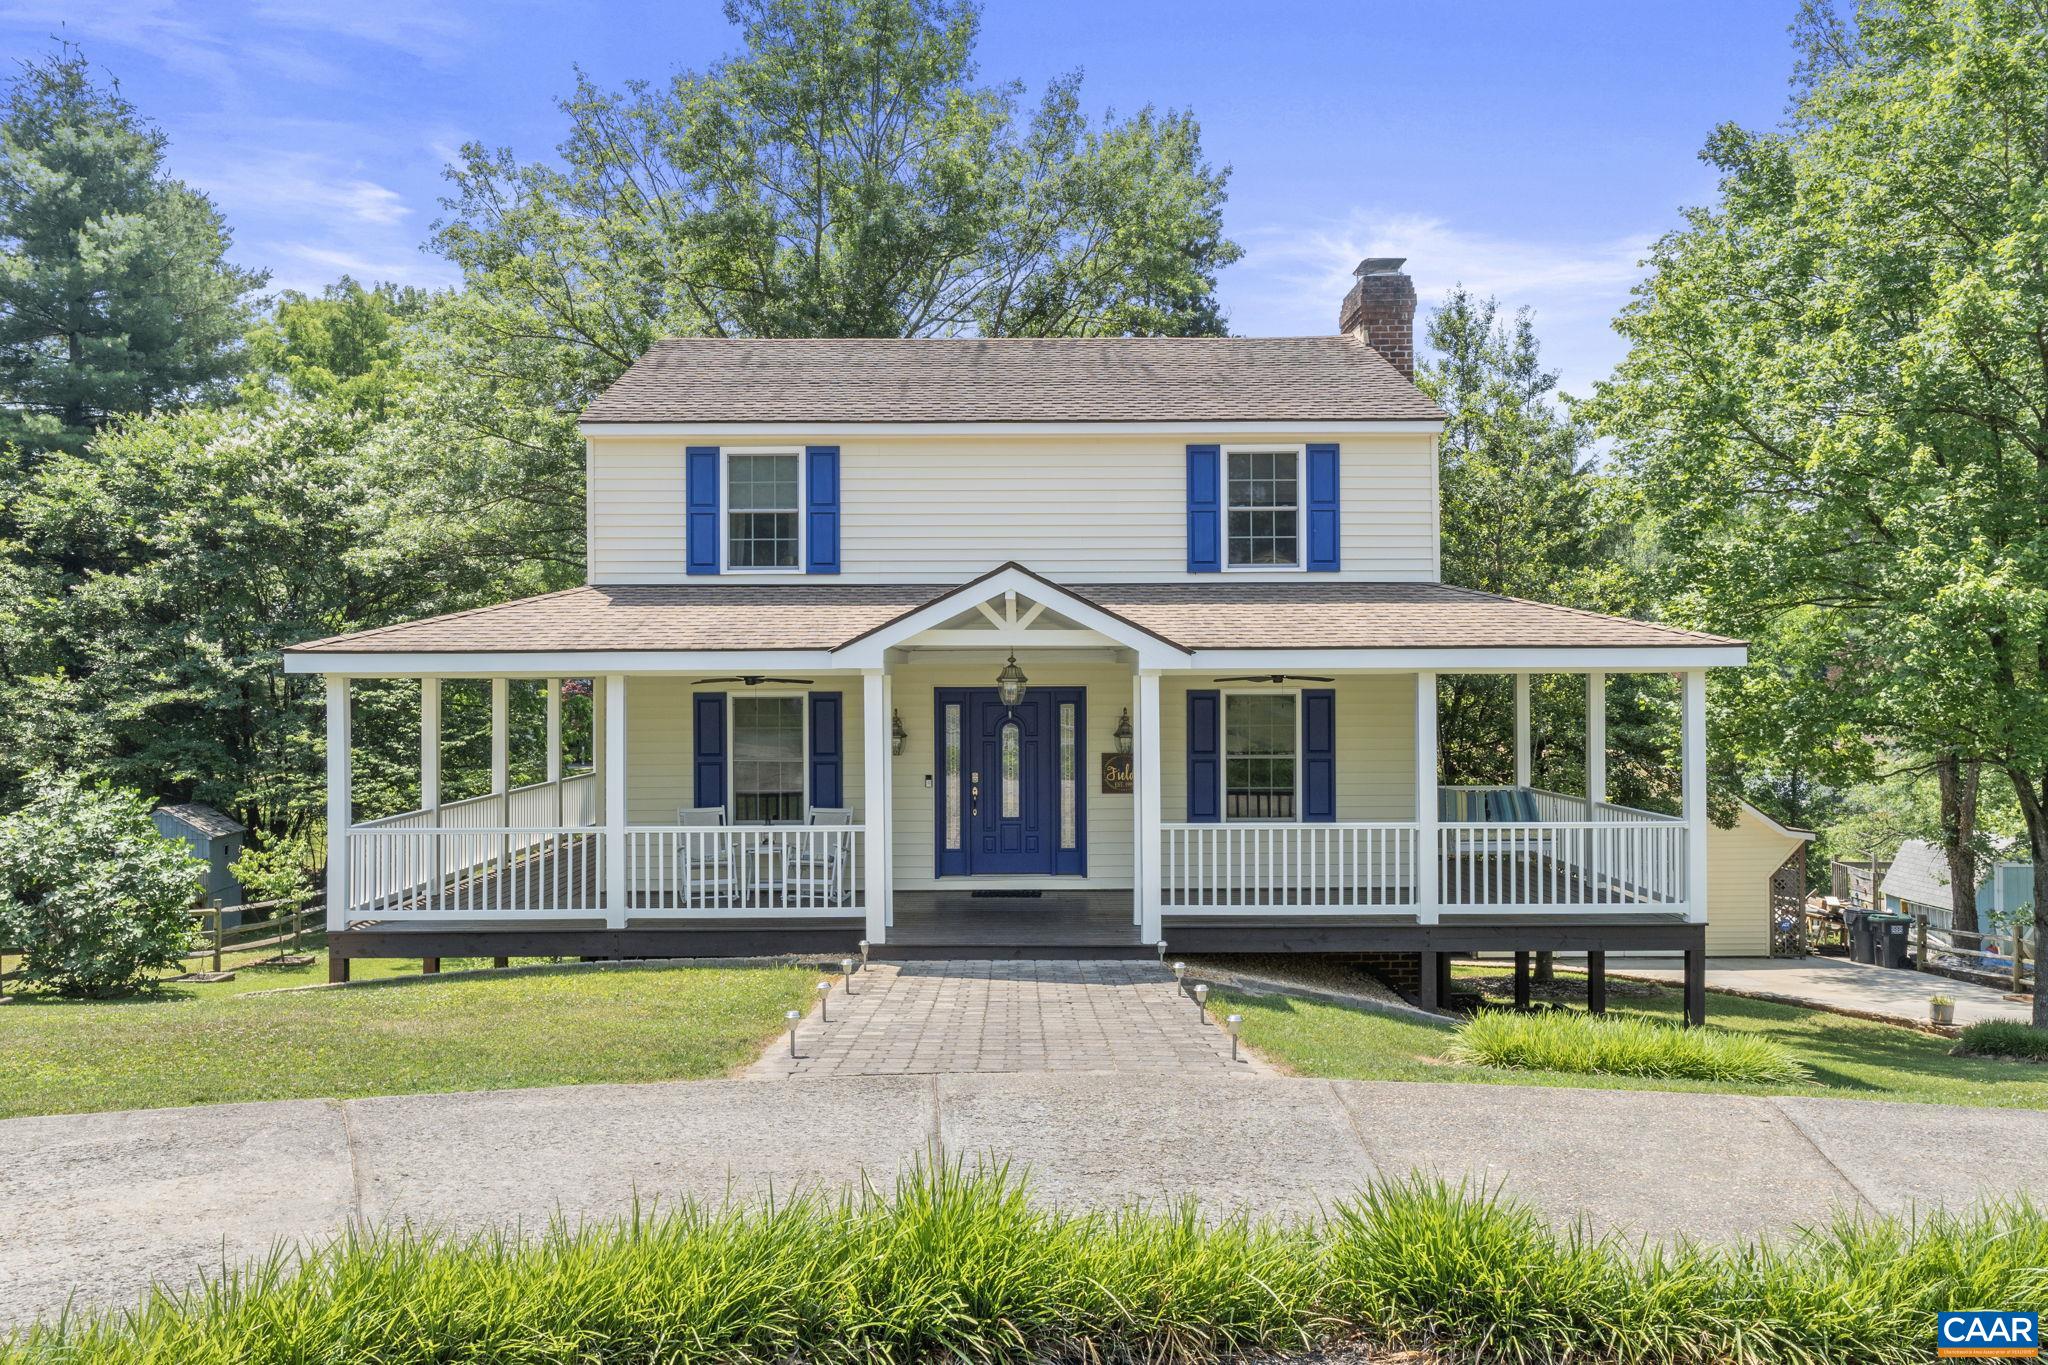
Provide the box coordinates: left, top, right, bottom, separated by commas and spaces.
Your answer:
265, 241, 459, 295
194, 157, 412, 226
248, 0, 473, 63
1223, 208, 1660, 398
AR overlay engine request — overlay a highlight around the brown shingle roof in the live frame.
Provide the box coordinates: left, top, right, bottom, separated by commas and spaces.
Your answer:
579, 335, 1445, 425
1073, 581, 1742, 651
285, 579, 1738, 655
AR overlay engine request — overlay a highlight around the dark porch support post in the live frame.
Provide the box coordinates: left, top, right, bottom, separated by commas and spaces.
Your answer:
328, 952, 351, 984
421, 956, 441, 975
1683, 945, 1706, 1027
493, 956, 509, 969
1417, 951, 1440, 1011
1435, 949, 1454, 1006
1513, 950, 1531, 1009
1535, 950, 1554, 984
1586, 950, 1607, 1013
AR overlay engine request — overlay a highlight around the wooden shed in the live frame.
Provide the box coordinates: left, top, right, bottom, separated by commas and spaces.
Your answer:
152, 802, 247, 918
1705, 800, 1814, 956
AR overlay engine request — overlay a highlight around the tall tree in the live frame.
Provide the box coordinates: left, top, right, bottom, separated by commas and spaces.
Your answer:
1592, 0, 2048, 1021
419, 0, 1239, 583
0, 47, 262, 461
242, 278, 431, 419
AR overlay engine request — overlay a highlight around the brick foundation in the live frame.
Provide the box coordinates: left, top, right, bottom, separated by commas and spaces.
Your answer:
1345, 950, 1423, 1001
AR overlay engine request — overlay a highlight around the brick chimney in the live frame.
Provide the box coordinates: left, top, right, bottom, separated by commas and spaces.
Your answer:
1338, 257, 1417, 380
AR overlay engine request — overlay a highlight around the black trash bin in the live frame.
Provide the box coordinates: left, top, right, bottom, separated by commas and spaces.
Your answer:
1843, 907, 1872, 964
1867, 913, 1914, 969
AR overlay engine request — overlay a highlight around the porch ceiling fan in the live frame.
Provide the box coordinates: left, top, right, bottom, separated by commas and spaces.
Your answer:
692, 675, 816, 686
1211, 673, 1334, 684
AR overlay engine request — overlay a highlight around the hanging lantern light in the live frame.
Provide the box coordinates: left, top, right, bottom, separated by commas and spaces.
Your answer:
996, 652, 1028, 707
890, 709, 908, 756
1113, 708, 1134, 755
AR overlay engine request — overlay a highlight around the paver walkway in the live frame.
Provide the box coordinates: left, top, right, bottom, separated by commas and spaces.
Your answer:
748, 959, 1269, 1078
6, 1074, 2046, 1330
1613, 954, 2033, 1028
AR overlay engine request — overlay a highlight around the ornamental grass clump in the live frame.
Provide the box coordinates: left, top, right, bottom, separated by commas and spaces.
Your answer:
7, 1165, 2046, 1365
1448, 1008, 1807, 1084
1953, 1019, 2048, 1062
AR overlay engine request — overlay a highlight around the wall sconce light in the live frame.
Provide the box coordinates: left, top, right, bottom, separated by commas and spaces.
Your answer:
890, 709, 908, 756
1113, 708, 1133, 755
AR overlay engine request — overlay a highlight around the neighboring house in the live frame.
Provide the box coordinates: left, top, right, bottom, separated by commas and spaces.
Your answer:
284, 258, 1747, 1018
1705, 800, 1813, 957
151, 802, 247, 917
1882, 838, 2033, 942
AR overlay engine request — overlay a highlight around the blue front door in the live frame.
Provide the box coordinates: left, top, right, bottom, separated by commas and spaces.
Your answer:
935, 687, 1085, 877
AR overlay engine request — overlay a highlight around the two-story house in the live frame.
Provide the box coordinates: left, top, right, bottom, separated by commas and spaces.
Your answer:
286, 259, 1744, 1018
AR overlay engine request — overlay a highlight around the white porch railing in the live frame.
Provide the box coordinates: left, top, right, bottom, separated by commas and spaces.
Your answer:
1159, 822, 1418, 915
623, 826, 865, 917
345, 773, 599, 916
1444, 784, 1682, 826
1437, 821, 1688, 910
346, 826, 605, 920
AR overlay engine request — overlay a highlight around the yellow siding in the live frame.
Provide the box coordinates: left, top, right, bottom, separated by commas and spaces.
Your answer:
1705, 803, 1807, 955
889, 655, 1136, 890
623, 676, 866, 825
1157, 675, 1417, 823
585, 431, 1440, 585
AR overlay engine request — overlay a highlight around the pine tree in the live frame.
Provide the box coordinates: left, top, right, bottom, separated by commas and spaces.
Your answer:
0, 46, 264, 461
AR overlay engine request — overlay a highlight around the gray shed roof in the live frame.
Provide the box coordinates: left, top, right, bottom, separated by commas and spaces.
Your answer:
1881, 839, 1959, 911
154, 802, 245, 839
580, 335, 1446, 425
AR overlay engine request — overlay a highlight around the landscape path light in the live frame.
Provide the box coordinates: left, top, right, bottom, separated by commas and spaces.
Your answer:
841, 958, 856, 994
1226, 1013, 1243, 1062
785, 1010, 801, 1057
816, 980, 832, 1023
1193, 982, 1209, 1020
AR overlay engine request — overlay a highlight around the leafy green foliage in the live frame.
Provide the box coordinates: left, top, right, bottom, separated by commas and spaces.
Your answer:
0, 772, 198, 995
1450, 1009, 1807, 1084
0, 46, 262, 460
1588, 0, 2048, 1019
1954, 1020, 2048, 1062
241, 277, 431, 418
8, 1162, 2044, 1364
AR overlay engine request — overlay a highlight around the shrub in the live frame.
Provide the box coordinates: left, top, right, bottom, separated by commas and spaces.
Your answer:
0, 773, 200, 996
1448, 1008, 1807, 1084
1953, 1020, 2048, 1062
5, 1164, 2043, 1364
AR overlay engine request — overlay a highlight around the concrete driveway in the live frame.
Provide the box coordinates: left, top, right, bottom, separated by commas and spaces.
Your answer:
1615, 955, 2033, 1028
4, 1074, 2045, 1330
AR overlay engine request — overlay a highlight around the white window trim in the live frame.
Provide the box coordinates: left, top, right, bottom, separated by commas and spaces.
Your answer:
726, 689, 810, 822
1221, 444, 1307, 573
1220, 686, 1303, 824
720, 446, 805, 574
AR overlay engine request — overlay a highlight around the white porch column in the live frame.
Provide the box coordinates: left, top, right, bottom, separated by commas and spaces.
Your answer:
592, 672, 608, 825
545, 677, 562, 825
1130, 673, 1145, 928
325, 676, 352, 932
420, 677, 442, 909
603, 674, 628, 928
491, 677, 511, 871
1414, 671, 1439, 923
1513, 672, 1532, 788
1585, 671, 1606, 808
1681, 669, 1709, 923
862, 670, 890, 943
1136, 670, 1164, 945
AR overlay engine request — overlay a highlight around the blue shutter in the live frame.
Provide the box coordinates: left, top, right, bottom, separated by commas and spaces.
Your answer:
1302, 689, 1336, 822
692, 692, 727, 809
808, 691, 843, 809
805, 446, 840, 574
1186, 444, 1221, 573
686, 446, 720, 575
1186, 688, 1221, 823
1306, 443, 1340, 572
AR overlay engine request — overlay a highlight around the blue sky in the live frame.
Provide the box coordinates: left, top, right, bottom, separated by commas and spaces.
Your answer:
4, 0, 1797, 398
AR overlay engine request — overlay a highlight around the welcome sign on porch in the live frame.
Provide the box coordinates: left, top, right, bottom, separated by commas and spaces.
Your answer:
1100, 753, 1133, 794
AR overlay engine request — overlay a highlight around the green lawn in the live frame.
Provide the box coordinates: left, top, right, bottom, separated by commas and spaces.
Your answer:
1215, 964, 2048, 1110
0, 958, 819, 1119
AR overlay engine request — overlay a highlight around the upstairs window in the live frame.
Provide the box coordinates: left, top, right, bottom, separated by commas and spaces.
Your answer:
1225, 447, 1302, 568
725, 451, 801, 570
1224, 692, 1297, 820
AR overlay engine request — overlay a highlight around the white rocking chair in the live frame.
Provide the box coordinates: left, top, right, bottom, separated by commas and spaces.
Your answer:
781, 808, 855, 907
675, 806, 739, 906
